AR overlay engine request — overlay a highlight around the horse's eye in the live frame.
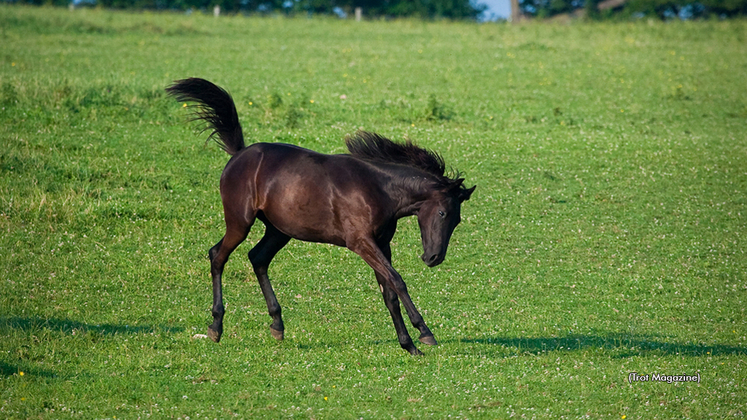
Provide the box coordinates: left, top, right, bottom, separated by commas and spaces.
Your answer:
438, 210, 446, 218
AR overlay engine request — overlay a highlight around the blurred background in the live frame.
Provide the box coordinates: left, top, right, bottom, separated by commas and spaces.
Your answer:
37, 0, 747, 22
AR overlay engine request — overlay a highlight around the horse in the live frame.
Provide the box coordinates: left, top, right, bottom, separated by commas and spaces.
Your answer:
166, 78, 475, 355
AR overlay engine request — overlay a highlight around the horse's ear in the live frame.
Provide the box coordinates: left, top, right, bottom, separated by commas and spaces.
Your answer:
460, 185, 476, 202
449, 178, 465, 190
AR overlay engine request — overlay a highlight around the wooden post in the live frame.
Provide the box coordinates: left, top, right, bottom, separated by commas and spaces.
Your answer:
510, 0, 520, 22
213, 5, 220, 17
355, 7, 362, 21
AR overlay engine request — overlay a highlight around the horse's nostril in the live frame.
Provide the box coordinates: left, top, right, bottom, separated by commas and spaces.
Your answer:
421, 253, 438, 263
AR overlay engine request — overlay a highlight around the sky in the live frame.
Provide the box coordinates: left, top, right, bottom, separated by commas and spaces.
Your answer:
479, 0, 511, 20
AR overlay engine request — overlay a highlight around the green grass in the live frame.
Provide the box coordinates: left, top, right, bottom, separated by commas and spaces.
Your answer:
1, 5, 746, 418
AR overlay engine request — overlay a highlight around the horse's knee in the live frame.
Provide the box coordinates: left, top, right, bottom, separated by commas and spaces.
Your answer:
381, 286, 399, 306
390, 278, 408, 296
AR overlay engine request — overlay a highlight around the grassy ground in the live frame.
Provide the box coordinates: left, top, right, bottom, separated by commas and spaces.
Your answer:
1, 5, 746, 418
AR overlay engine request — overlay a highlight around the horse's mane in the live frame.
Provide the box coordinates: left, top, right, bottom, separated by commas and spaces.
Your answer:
346, 131, 449, 179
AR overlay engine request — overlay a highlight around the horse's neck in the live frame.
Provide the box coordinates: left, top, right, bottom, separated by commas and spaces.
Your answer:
384, 167, 437, 218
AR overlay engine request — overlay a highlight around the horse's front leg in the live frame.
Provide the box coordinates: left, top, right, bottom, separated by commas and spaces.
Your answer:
386, 268, 437, 347
351, 238, 435, 355
376, 275, 423, 355
374, 242, 421, 355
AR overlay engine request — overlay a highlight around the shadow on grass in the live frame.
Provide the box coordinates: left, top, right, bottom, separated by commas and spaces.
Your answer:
459, 334, 747, 358
0, 360, 59, 379
0, 316, 184, 336
1, 317, 185, 378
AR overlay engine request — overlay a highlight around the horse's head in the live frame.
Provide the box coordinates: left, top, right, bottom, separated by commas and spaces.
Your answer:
417, 179, 476, 267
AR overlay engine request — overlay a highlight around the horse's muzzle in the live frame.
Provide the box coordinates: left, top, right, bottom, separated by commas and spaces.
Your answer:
421, 252, 444, 267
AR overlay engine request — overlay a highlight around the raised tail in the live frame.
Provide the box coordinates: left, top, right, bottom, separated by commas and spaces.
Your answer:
166, 78, 245, 156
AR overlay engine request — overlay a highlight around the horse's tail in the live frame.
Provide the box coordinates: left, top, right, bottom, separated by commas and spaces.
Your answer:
166, 78, 245, 156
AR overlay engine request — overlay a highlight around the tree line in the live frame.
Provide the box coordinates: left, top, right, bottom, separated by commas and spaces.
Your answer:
520, 0, 747, 19
8, 0, 747, 19
19, 0, 487, 19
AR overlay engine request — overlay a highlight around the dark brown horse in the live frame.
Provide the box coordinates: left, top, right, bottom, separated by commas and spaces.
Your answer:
167, 78, 475, 355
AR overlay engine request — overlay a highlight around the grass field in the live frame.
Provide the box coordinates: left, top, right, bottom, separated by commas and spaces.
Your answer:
1, 5, 746, 418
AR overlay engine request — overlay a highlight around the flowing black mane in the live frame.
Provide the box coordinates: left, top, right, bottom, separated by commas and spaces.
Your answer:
346, 131, 457, 185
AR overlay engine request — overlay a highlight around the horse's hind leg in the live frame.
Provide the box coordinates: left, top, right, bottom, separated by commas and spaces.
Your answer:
248, 221, 291, 341
207, 220, 251, 343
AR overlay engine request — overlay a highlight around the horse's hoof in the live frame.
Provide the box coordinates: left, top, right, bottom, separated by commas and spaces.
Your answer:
270, 327, 284, 341
419, 335, 438, 346
207, 327, 221, 343
408, 347, 424, 356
